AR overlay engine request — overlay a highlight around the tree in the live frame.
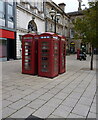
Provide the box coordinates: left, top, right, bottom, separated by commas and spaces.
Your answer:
73, 2, 98, 70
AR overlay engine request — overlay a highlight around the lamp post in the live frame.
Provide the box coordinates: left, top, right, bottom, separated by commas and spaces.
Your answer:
78, 0, 82, 11
49, 9, 60, 33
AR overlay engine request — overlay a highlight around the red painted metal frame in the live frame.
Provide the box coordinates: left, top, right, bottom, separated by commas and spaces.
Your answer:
58, 35, 66, 74
22, 33, 38, 75
77, 48, 80, 59
38, 32, 59, 78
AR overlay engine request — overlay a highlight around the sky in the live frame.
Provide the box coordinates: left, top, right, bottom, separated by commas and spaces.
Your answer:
52, 0, 89, 13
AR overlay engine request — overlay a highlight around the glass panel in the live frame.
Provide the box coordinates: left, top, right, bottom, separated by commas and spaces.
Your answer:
8, 4, 13, 22
24, 62, 31, 70
42, 65, 48, 68
8, 21, 14, 29
0, 1, 4, 19
8, 0, 13, 5
25, 46, 30, 49
41, 41, 49, 72
53, 42, 58, 72
0, 18, 5, 26
42, 57, 48, 60
42, 53, 48, 56
0, 13, 4, 18
41, 60, 48, 72
42, 46, 49, 49
8, 4, 13, 16
25, 49, 29, 52
25, 56, 30, 59
8, 16, 13, 22
42, 49, 48, 52
42, 42, 49, 45
25, 53, 28, 55
25, 59, 30, 62
41, 69, 48, 72
0, 1, 4, 13
24, 41, 31, 70
25, 42, 31, 45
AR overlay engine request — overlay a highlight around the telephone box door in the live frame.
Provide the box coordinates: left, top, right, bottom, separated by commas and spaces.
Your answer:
58, 35, 66, 74
22, 34, 38, 75
38, 33, 59, 78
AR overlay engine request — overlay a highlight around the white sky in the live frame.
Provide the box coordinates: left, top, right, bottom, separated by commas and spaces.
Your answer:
52, 0, 89, 13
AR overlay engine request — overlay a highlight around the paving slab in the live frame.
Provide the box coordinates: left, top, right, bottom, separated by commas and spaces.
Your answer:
72, 104, 90, 117
2, 55, 97, 119
61, 97, 78, 108
2, 100, 12, 108
52, 106, 70, 118
39, 92, 54, 101
8, 99, 30, 110
27, 99, 46, 110
67, 113, 85, 118
32, 105, 55, 118
10, 106, 35, 118
2, 107, 17, 118
88, 112, 96, 118
44, 97, 62, 108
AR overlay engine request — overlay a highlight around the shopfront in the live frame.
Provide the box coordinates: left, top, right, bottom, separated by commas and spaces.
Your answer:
0, 29, 16, 61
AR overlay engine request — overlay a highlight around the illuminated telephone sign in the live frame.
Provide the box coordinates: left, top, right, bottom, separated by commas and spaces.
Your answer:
22, 34, 38, 75
58, 35, 66, 74
38, 32, 59, 78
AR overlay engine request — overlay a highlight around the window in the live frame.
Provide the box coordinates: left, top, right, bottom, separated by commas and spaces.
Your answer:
0, 0, 5, 19
8, 4, 13, 15
8, 4, 13, 21
28, 20, 37, 32
70, 29, 74, 38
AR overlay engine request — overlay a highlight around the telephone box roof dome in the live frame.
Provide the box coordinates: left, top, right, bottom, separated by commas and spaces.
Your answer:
23, 33, 37, 36
40, 32, 58, 36
58, 35, 66, 39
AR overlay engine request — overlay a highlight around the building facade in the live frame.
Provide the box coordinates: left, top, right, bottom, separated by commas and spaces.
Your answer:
0, 0, 16, 61
44, 1, 70, 37
67, 11, 90, 53
16, 0, 70, 59
0, 0, 71, 60
67, 11, 83, 53
16, 0, 45, 59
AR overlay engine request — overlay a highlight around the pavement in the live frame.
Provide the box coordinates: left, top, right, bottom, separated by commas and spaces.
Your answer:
1, 54, 97, 119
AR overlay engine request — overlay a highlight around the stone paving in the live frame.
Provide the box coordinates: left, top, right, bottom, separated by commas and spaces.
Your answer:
1, 55, 97, 119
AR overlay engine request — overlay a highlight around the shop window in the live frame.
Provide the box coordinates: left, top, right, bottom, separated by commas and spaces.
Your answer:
0, 39, 7, 58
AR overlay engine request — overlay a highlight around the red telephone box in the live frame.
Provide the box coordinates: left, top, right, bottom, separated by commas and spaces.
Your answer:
38, 32, 59, 78
58, 35, 66, 74
77, 48, 80, 59
22, 33, 38, 75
